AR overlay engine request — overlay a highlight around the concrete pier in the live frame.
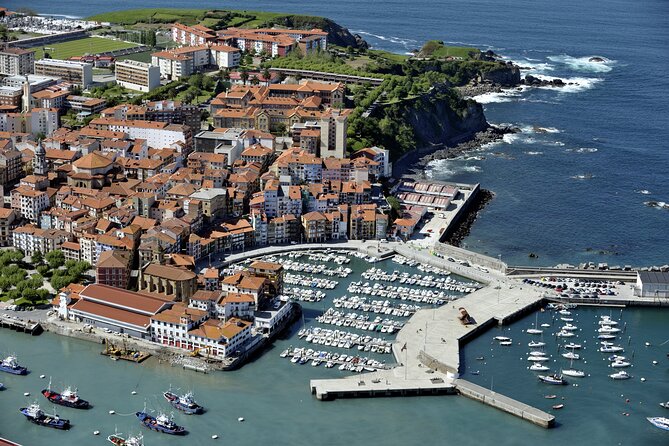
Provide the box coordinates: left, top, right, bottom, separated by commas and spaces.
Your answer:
454, 379, 555, 428
0, 316, 42, 335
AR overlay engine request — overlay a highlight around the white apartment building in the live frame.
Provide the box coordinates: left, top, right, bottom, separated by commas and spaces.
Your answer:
0, 47, 35, 76
0, 108, 59, 136
89, 118, 191, 151
115, 60, 160, 93
34, 59, 93, 89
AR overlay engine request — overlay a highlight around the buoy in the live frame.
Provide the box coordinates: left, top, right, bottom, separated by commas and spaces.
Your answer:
131, 391, 137, 395
23, 392, 30, 396
238, 417, 244, 422
109, 410, 115, 415
212, 435, 219, 439
93, 431, 100, 436
39, 374, 45, 379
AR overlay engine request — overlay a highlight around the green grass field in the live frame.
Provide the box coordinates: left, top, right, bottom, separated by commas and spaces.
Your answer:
31, 37, 140, 60
87, 8, 293, 29
419, 40, 478, 60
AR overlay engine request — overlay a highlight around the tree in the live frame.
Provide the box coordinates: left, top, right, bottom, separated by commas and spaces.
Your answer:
31, 250, 43, 265
250, 75, 259, 85
262, 68, 271, 82
146, 31, 157, 48
36, 265, 50, 277
45, 250, 65, 269
240, 68, 249, 85
22, 288, 38, 302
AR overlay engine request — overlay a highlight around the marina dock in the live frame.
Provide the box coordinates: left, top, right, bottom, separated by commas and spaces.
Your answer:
0, 315, 42, 335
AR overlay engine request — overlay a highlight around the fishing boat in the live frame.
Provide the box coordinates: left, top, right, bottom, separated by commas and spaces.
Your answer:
600, 346, 624, 353
529, 363, 550, 371
19, 404, 70, 429
609, 370, 631, 380
42, 384, 90, 409
538, 374, 567, 385
0, 356, 27, 375
528, 341, 546, 348
610, 360, 631, 368
552, 404, 565, 410
108, 432, 144, 446
163, 390, 203, 415
136, 411, 186, 435
647, 417, 669, 431
562, 352, 580, 360
565, 343, 581, 349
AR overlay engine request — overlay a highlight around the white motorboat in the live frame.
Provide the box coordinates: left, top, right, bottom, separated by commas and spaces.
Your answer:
529, 351, 546, 356
609, 370, 631, 380
527, 356, 550, 362
561, 324, 578, 331
565, 343, 581, 349
562, 352, 580, 360
598, 334, 616, 340
598, 326, 621, 333
529, 363, 550, 371
556, 330, 575, 338
538, 374, 567, 385
647, 417, 669, 431
561, 368, 586, 378
494, 336, 511, 342
559, 310, 571, 316
599, 316, 618, 326
499, 341, 513, 346
540, 323, 551, 328
608, 355, 626, 362
599, 346, 624, 353
528, 341, 546, 348
610, 360, 631, 368
600, 341, 614, 346
560, 317, 573, 322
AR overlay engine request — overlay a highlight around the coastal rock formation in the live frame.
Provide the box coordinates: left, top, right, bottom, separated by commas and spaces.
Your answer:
478, 62, 521, 86
523, 74, 567, 87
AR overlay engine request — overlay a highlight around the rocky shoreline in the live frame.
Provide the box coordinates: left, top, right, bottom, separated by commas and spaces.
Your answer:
443, 188, 495, 247
395, 125, 518, 180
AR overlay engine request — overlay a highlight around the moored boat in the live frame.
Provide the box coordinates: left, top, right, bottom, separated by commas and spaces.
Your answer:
163, 390, 203, 415
108, 432, 144, 446
528, 341, 546, 348
600, 346, 624, 353
19, 404, 69, 429
609, 370, 631, 380
562, 352, 580, 360
552, 404, 564, 409
0, 356, 27, 375
647, 417, 669, 431
610, 360, 631, 368
136, 411, 186, 435
42, 385, 90, 409
565, 343, 581, 349
561, 368, 586, 378
529, 363, 550, 371
660, 402, 669, 409
538, 374, 567, 385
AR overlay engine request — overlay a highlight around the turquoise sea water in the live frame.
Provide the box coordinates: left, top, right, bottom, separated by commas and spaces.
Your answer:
0, 256, 667, 445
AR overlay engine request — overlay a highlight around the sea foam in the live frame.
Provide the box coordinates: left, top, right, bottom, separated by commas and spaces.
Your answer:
547, 55, 614, 73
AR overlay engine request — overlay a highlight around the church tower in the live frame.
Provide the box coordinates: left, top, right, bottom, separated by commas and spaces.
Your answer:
21, 75, 31, 113
33, 139, 47, 176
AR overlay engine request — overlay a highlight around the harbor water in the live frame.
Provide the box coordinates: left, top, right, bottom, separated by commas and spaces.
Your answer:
1, 254, 667, 445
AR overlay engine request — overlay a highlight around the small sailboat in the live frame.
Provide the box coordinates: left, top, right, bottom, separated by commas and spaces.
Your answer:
562, 352, 580, 360
526, 313, 543, 335
499, 340, 513, 346
599, 345, 624, 353
647, 417, 669, 431
527, 356, 550, 362
560, 317, 574, 322
610, 360, 631, 368
598, 334, 616, 340
493, 336, 511, 342
538, 374, 567, 385
598, 326, 621, 333
561, 324, 578, 331
544, 394, 557, 399
565, 343, 581, 349
556, 330, 575, 338
528, 341, 546, 348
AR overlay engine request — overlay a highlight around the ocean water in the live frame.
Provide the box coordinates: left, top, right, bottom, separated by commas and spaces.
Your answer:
6, 0, 669, 267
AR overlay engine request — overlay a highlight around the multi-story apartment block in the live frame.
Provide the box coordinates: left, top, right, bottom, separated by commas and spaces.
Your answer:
218, 27, 327, 57
88, 118, 192, 152
34, 59, 93, 89
96, 250, 132, 289
0, 47, 35, 76
10, 185, 49, 222
102, 101, 201, 132
115, 60, 161, 93
0, 208, 17, 247
0, 108, 59, 136
12, 225, 71, 256
152, 44, 240, 80
171, 23, 217, 46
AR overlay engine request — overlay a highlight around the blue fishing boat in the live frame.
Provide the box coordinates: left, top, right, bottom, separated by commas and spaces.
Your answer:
136, 411, 186, 435
0, 356, 27, 375
19, 404, 70, 429
163, 390, 203, 415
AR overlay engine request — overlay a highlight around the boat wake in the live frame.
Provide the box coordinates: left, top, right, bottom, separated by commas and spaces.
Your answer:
571, 173, 595, 180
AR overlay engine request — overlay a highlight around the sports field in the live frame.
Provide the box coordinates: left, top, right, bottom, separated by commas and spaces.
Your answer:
31, 37, 139, 60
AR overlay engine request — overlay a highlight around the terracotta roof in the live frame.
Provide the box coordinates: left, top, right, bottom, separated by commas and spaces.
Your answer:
191, 290, 221, 302
73, 152, 113, 170
144, 263, 196, 281
71, 299, 151, 329
97, 250, 130, 269
218, 292, 255, 305
249, 261, 283, 272
79, 284, 170, 314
